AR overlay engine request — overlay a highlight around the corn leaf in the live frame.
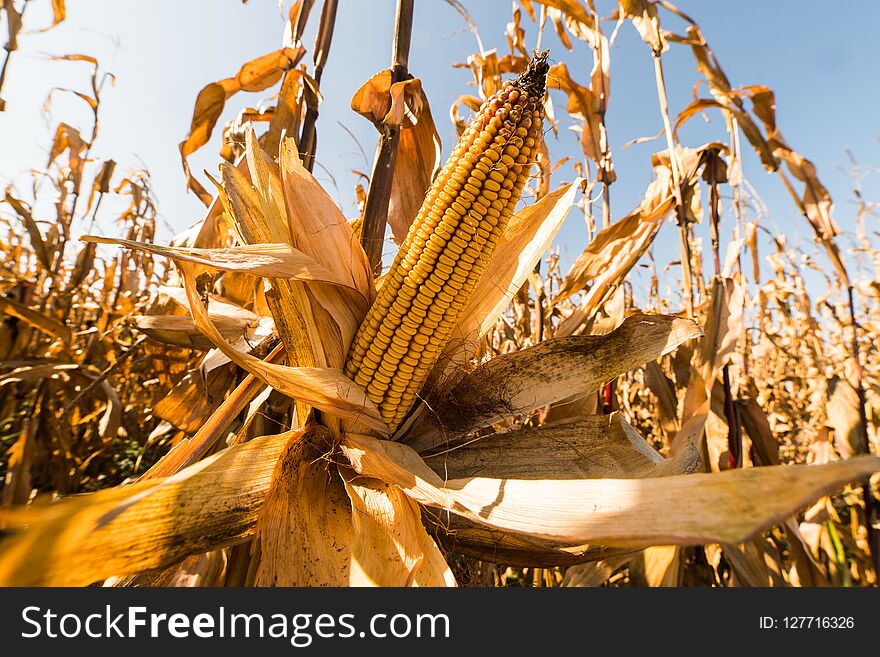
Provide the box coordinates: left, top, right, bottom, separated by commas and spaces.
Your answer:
83, 236, 354, 289
176, 260, 388, 434
342, 433, 880, 547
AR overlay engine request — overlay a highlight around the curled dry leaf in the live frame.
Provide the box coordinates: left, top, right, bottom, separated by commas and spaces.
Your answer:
388, 85, 442, 245
47, 122, 87, 196
178, 47, 309, 206
530, 1, 595, 34
421, 412, 700, 482
618, 0, 667, 54
352, 70, 442, 244
130, 313, 262, 351
351, 70, 422, 128
548, 63, 614, 182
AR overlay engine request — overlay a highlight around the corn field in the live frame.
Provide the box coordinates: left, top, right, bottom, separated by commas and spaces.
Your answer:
0, 0, 878, 588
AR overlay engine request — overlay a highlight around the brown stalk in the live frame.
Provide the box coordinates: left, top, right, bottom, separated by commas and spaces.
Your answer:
601, 182, 611, 229
359, 0, 415, 275
592, 1, 612, 231
298, 0, 338, 171
534, 261, 545, 343
706, 154, 741, 467
652, 55, 694, 318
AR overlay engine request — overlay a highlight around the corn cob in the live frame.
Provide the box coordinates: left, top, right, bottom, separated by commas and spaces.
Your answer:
345, 51, 550, 431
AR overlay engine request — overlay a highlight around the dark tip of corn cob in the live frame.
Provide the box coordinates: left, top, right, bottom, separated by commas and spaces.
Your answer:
515, 49, 550, 98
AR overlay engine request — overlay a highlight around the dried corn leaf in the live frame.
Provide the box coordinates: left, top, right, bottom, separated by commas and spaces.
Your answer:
83, 236, 353, 289
176, 261, 387, 434
435, 314, 701, 433
343, 433, 880, 547
722, 540, 777, 587
0, 431, 294, 586
47, 122, 87, 196
40, 0, 66, 31
352, 70, 442, 243
427, 509, 633, 567
279, 138, 373, 297
548, 63, 614, 181
422, 412, 700, 481
0, 297, 72, 345
738, 397, 779, 466
645, 360, 679, 433
152, 285, 272, 353
619, 0, 666, 54
2, 0, 22, 55
2, 419, 34, 506
351, 70, 422, 128
220, 158, 329, 370
555, 147, 708, 336
629, 545, 682, 587
4, 191, 52, 270
344, 474, 455, 587
531, 0, 594, 32
130, 315, 250, 350
0, 363, 120, 441
153, 365, 238, 434
679, 25, 850, 284
279, 139, 373, 359
254, 426, 353, 586
695, 276, 743, 382
827, 376, 862, 460
548, 9, 574, 51
179, 47, 307, 206
389, 86, 442, 244
0, 363, 75, 387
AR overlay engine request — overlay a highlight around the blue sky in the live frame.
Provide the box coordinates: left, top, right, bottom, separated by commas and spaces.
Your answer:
2, 0, 878, 304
